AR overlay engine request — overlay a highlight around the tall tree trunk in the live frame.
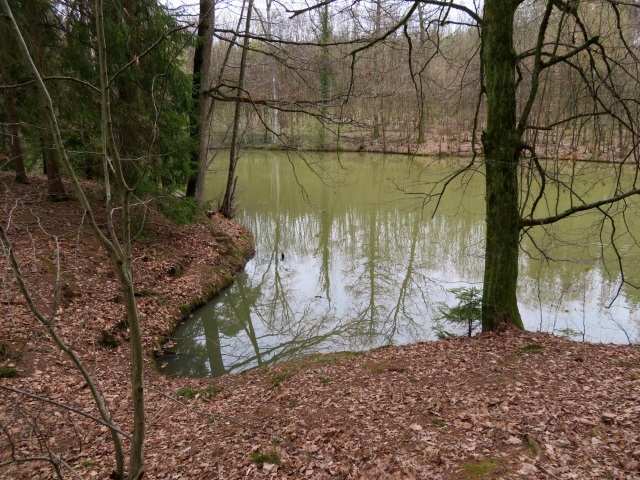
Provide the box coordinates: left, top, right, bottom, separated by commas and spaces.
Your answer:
3, 85, 28, 184
38, 91, 68, 200
481, 0, 524, 331
416, 3, 427, 145
220, 0, 253, 217
372, 0, 381, 140
0, 15, 28, 184
95, 1, 146, 476
265, 0, 279, 143
318, 4, 330, 148
26, 0, 68, 200
187, 0, 214, 199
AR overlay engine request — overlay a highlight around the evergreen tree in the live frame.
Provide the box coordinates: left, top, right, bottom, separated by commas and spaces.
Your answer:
2, 0, 192, 196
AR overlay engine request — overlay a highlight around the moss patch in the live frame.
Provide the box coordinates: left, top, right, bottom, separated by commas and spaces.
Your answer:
460, 458, 505, 479
174, 384, 222, 400
250, 450, 283, 466
520, 344, 544, 353
98, 330, 119, 349
0, 366, 18, 378
175, 387, 199, 399
269, 369, 293, 389
167, 259, 191, 278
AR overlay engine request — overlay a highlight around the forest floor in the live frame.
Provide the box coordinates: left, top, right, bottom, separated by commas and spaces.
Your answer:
1, 173, 639, 480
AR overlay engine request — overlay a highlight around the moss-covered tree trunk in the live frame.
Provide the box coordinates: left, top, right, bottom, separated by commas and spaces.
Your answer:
416, 2, 427, 145
481, 0, 524, 331
317, 4, 331, 148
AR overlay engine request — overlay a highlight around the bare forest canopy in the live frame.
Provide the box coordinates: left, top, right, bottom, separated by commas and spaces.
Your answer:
2, 0, 640, 327
2, 0, 640, 184
169, 0, 640, 159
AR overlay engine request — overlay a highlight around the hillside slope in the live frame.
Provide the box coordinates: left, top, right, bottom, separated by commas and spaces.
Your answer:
1, 174, 638, 479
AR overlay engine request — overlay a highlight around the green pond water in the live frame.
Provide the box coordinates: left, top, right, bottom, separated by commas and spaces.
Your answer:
158, 150, 640, 377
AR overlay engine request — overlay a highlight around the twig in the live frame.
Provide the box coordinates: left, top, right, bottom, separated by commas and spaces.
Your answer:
0, 385, 131, 440
536, 463, 564, 480
0, 455, 85, 480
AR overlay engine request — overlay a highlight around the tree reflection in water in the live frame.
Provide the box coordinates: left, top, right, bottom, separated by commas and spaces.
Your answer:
158, 152, 640, 378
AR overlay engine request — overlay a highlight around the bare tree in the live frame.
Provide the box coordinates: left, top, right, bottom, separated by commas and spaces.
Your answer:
186, 0, 215, 202
278, 0, 640, 332
1, 0, 149, 477
220, 0, 254, 218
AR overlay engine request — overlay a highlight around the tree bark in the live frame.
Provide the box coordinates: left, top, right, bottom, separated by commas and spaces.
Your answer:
38, 91, 68, 200
186, 0, 214, 200
220, 0, 253, 217
0, 13, 28, 184
3, 85, 28, 184
481, 0, 524, 331
26, 0, 68, 200
372, 0, 382, 140
265, 0, 279, 143
416, 3, 427, 145
318, 4, 330, 148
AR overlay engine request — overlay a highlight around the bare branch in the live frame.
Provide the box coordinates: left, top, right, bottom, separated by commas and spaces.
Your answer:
521, 187, 640, 227
418, 0, 482, 24
0, 76, 99, 92
348, 2, 420, 58
0, 385, 132, 440
540, 36, 599, 70
286, 0, 341, 18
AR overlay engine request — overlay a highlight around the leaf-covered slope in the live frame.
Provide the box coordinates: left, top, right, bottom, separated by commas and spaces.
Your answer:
1, 173, 638, 479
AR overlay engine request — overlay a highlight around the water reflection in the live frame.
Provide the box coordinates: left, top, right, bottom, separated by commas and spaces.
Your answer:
158, 151, 639, 377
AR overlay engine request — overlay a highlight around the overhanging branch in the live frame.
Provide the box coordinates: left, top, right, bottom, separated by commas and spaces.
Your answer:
520, 188, 640, 227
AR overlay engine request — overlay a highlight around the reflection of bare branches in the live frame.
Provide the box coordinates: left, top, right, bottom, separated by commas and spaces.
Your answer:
225, 322, 353, 373
604, 310, 637, 345
391, 158, 482, 219
384, 216, 432, 342
519, 159, 639, 305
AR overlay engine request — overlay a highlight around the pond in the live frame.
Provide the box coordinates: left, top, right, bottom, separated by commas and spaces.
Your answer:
158, 150, 640, 377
